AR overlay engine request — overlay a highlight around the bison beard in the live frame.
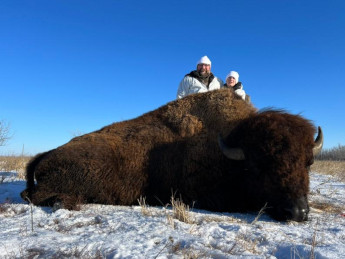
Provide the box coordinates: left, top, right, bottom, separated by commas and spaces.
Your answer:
21, 89, 323, 222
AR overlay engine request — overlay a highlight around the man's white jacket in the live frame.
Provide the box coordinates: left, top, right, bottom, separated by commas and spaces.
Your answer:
177, 76, 223, 99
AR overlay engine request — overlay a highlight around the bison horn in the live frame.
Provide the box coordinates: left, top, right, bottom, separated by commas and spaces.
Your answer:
218, 135, 245, 160
313, 126, 323, 156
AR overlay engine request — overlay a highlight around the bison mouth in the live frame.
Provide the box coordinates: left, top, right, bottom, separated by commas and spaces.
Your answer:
266, 196, 309, 222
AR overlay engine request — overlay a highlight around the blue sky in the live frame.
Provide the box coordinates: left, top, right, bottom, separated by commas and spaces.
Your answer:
1, 0, 344, 155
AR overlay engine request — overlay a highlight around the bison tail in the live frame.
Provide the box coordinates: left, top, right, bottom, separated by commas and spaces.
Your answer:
20, 151, 50, 202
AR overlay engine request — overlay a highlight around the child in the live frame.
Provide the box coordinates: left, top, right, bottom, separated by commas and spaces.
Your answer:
224, 71, 247, 101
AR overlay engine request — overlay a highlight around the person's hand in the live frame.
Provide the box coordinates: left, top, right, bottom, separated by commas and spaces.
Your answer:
234, 89, 246, 100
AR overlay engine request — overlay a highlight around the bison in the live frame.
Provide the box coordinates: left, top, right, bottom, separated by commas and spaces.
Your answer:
21, 88, 323, 222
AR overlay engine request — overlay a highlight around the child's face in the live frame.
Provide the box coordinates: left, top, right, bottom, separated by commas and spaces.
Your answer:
226, 77, 236, 87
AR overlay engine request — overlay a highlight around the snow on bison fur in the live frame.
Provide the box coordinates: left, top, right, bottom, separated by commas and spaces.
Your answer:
21, 88, 323, 222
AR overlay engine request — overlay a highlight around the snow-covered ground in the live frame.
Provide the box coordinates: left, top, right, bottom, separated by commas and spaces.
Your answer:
0, 171, 344, 258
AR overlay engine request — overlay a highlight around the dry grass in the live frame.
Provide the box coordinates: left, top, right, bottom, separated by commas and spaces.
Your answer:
311, 160, 345, 181
0, 203, 27, 216
0, 155, 32, 179
22, 246, 107, 259
153, 236, 208, 259
137, 196, 153, 216
251, 203, 268, 224
309, 200, 344, 214
137, 192, 195, 226
309, 160, 345, 215
169, 195, 194, 225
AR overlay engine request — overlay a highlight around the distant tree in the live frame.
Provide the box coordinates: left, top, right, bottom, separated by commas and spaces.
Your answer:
0, 120, 11, 146
316, 144, 345, 161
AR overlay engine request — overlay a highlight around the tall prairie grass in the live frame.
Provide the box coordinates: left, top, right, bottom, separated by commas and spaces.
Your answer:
0, 155, 32, 179
311, 160, 345, 181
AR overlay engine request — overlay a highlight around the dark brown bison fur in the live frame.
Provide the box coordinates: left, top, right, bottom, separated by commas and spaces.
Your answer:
21, 88, 318, 221
219, 110, 316, 220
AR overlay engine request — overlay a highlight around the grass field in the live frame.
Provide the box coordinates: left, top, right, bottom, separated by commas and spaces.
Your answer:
311, 160, 345, 181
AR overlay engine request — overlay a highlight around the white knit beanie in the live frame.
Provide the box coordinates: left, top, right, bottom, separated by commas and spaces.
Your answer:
226, 71, 239, 84
197, 56, 211, 66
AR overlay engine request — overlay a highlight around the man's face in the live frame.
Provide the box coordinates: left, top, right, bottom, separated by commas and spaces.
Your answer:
197, 63, 211, 75
226, 76, 237, 87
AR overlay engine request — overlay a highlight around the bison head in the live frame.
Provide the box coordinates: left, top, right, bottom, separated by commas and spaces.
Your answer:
218, 110, 323, 222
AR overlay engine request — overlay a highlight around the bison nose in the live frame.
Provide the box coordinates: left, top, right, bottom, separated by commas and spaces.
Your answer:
282, 196, 309, 222
283, 206, 309, 222
269, 196, 309, 222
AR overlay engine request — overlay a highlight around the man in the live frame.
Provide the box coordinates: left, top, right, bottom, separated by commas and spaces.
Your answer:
176, 56, 223, 99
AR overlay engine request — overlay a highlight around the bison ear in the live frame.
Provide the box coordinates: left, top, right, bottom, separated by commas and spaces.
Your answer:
218, 134, 245, 160
313, 126, 323, 156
